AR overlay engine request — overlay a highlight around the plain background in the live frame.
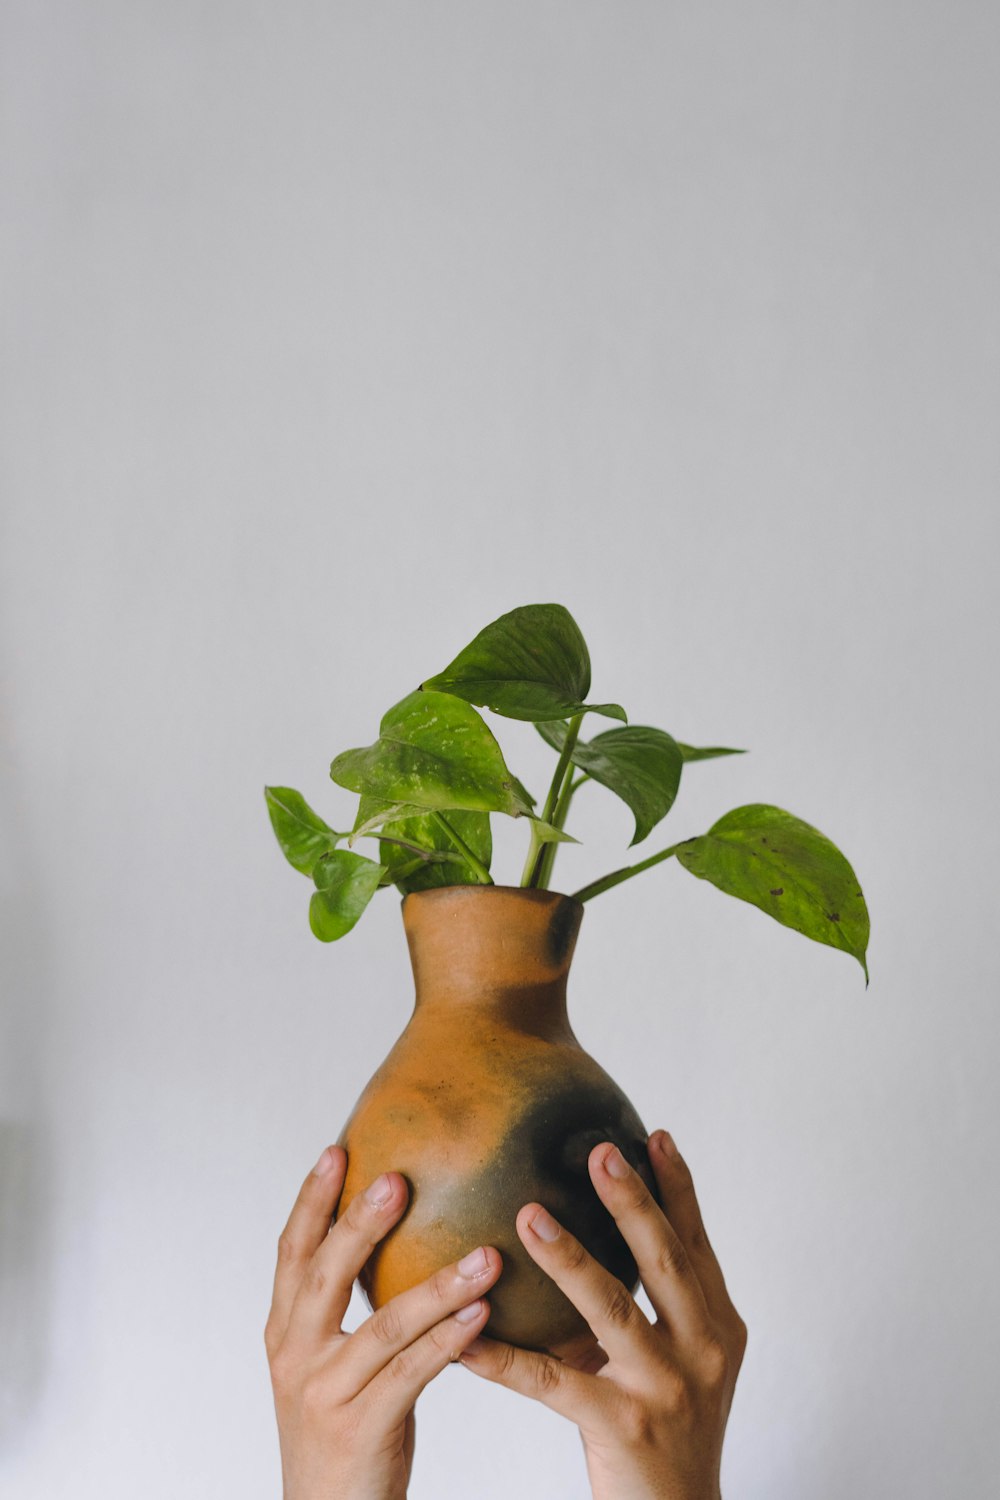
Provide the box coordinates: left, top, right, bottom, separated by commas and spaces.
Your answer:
2, 2, 998, 1496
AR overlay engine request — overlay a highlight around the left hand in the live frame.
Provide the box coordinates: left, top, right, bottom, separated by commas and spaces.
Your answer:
458, 1131, 746, 1500
265, 1146, 501, 1500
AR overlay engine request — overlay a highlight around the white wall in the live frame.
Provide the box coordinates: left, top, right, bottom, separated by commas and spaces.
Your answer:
2, 3, 997, 1496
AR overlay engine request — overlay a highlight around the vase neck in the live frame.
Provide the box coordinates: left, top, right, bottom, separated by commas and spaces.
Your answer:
401, 886, 583, 1032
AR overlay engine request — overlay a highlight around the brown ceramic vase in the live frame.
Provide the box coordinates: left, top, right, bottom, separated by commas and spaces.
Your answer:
336, 884, 656, 1361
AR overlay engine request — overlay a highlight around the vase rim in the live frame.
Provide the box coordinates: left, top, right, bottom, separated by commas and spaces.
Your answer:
400, 883, 584, 916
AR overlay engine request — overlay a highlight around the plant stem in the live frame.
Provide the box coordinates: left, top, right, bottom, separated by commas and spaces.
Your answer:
430, 812, 493, 885
522, 713, 585, 888
571, 841, 686, 904
379, 857, 427, 887
519, 821, 544, 889
356, 831, 456, 862
535, 772, 590, 890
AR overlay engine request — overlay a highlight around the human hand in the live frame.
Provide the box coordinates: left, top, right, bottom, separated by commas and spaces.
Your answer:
459, 1131, 746, 1500
265, 1146, 502, 1500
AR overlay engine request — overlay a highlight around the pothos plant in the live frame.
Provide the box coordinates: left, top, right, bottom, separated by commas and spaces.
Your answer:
265, 603, 870, 981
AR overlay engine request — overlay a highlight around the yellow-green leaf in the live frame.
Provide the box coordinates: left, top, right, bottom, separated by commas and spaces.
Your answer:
676, 805, 870, 980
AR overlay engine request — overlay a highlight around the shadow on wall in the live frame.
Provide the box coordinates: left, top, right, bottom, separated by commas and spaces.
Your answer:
0, 702, 54, 1450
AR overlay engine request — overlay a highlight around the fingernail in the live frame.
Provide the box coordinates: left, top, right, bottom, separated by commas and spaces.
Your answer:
312, 1147, 336, 1176
454, 1299, 485, 1323
364, 1173, 393, 1207
658, 1131, 679, 1159
457, 1246, 489, 1278
603, 1145, 629, 1179
461, 1337, 487, 1357
528, 1207, 561, 1242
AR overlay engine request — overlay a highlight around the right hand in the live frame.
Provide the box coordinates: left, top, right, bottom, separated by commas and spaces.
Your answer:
265, 1145, 502, 1500
459, 1131, 746, 1500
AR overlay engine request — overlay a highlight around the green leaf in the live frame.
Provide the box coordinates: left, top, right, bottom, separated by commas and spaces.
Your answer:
675, 805, 870, 980
536, 721, 684, 846
330, 690, 530, 818
265, 786, 345, 876
309, 850, 386, 941
356, 795, 491, 894
422, 603, 627, 723
676, 743, 746, 763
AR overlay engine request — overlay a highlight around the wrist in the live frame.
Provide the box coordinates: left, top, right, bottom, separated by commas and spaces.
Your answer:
587, 1460, 721, 1500
283, 1470, 406, 1500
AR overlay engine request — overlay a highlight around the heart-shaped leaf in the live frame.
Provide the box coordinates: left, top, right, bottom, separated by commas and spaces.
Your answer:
355, 795, 491, 894
422, 603, 626, 723
536, 720, 684, 846
330, 690, 530, 818
309, 850, 386, 941
265, 786, 346, 876
675, 805, 870, 980
677, 743, 746, 763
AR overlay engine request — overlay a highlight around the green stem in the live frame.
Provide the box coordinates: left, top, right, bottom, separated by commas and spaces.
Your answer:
519, 821, 544, 889
378, 857, 427, 887
536, 772, 590, 890
571, 841, 685, 904
430, 812, 493, 885
522, 713, 585, 888
356, 831, 456, 862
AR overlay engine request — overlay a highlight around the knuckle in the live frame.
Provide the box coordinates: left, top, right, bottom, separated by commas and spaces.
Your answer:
368, 1301, 404, 1348
425, 1321, 453, 1359
268, 1346, 296, 1391
688, 1215, 711, 1255
657, 1366, 692, 1417
534, 1355, 564, 1396
302, 1264, 327, 1298
620, 1396, 657, 1445
493, 1341, 518, 1380
390, 1345, 420, 1385
598, 1277, 635, 1329
276, 1231, 299, 1266
698, 1334, 730, 1389
560, 1235, 590, 1274
626, 1179, 656, 1216
263, 1320, 280, 1361
730, 1313, 749, 1358
300, 1372, 332, 1418
655, 1234, 692, 1282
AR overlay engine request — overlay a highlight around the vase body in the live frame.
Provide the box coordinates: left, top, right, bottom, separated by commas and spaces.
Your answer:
336, 885, 655, 1360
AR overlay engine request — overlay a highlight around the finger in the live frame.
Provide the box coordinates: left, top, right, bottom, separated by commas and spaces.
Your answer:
458, 1333, 602, 1425
268, 1146, 347, 1344
589, 1141, 713, 1346
358, 1297, 494, 1428
647, 1131, 739, 1325
514, 1202, 661, 1371
286, 1168, 409, 1343
335, 1245, 503, 1398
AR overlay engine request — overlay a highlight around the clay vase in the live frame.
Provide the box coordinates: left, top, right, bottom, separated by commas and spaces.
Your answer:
336, 884, 656, 1361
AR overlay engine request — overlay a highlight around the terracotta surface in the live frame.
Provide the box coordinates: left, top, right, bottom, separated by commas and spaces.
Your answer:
336, 884, 655, 1360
